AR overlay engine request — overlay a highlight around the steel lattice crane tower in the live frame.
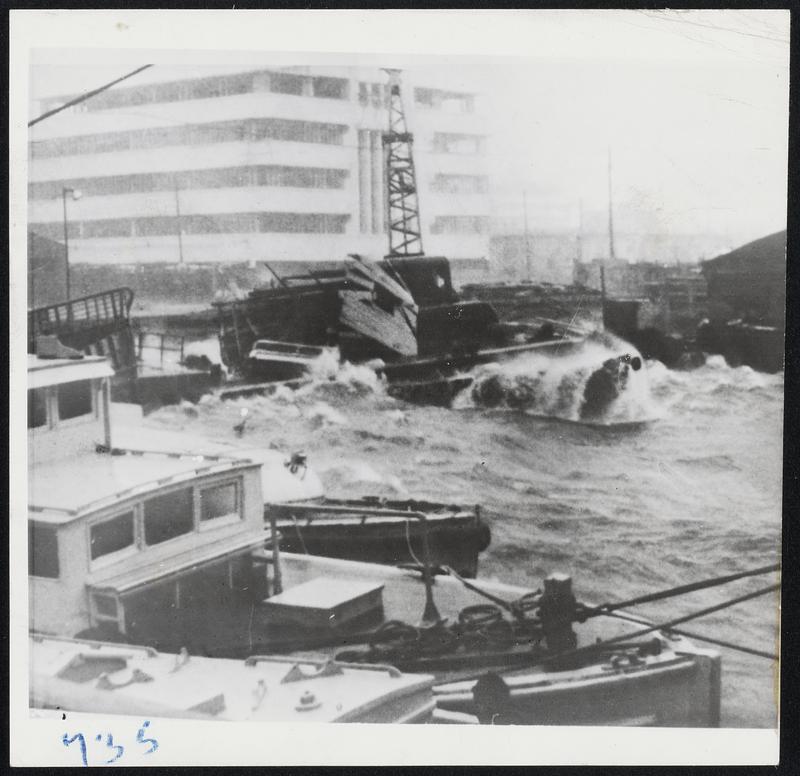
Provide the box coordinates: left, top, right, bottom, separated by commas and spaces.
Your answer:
382, 69, 425, 258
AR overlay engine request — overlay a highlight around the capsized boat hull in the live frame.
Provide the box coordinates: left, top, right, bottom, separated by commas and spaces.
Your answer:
379, 338, 585, 408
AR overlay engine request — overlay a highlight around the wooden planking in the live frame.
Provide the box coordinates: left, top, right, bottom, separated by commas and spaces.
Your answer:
339, 291, 418, 357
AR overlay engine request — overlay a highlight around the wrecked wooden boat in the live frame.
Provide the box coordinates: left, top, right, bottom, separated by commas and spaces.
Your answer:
243, 339, 327, 383
214, 254, 419, 374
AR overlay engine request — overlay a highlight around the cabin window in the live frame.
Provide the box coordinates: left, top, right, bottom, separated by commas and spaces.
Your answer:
57, 380, 93, 421
200, 482, 239, 523
92, 593, 119, 619
143, 488, 194, 545
29, 522, 59, 578
90, 511, 135, 560
28, 388, 48, 429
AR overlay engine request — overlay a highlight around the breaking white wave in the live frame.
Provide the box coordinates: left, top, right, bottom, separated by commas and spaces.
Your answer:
647, 353, 784, 401
320, 460, 407, 497
299, 348, 386, 399
454, 340, 660, 425
183, 336, 223, 365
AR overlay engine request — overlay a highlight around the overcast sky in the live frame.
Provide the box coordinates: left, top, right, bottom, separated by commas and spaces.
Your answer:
22, 10, 789, 246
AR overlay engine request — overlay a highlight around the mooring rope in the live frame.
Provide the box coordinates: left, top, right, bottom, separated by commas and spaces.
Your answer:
582, 563, 781, 616
601, 609, 778, 660
442, 565, 531, 614
291, 515, 309, 555
536, 582, 780, 669
404, 518, 426, 569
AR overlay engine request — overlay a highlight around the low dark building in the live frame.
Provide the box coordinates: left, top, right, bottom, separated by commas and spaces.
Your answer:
698, 231, 786, 372
701, 230, 786, 327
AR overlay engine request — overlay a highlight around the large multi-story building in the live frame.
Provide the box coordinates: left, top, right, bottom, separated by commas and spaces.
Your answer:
28, 65, 491, 269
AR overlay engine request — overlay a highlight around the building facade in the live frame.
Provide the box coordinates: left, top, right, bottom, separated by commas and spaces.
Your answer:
28, 65, 490, 268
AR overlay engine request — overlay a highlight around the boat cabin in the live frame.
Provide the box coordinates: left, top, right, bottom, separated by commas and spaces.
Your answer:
28, 353, 113, 465
28, 351, 268, 653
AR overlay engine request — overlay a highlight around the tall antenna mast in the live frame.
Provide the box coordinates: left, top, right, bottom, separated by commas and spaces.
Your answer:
607, 147, 616, 261
382, 69, 424, 258
576, 198, 584, 262
523, 189, 532, 280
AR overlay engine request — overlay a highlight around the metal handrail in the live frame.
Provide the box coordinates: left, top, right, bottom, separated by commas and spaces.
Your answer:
267, 500, 474, 527
244, 654, 402, 677
30, 631, 158, 657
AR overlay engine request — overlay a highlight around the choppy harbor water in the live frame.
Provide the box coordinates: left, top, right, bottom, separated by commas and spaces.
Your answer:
144, 345, 783, 728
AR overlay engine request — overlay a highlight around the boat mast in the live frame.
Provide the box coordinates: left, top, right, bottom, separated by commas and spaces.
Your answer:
523, 189, 532, 281
382, 69, 425, 258
607, 147, 616, 262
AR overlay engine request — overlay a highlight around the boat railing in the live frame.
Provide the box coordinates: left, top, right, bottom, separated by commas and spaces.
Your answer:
134, 330, 188, 367
250, 340, 325, 358
28, 287, 133, 342
244, 653, 403, 678
30, 632, 158, 657
268, 500, 476, 527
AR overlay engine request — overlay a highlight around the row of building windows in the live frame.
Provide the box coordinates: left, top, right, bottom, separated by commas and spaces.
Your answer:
414, 88, 475, 114
430, 174, 489, 194
432, 132, 486, 155
40, 69, 475, 116
29, 117, 348, 159
29, 165, 349, 200
30, 211, 351, 240
430, 215, 490, 235
358, 81, 388, 108
42, 70, 352, 115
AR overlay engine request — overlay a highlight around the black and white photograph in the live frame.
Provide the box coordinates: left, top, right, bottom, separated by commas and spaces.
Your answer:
11, 8, 787, 766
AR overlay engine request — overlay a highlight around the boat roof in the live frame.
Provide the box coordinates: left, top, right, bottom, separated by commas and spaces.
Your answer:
31, 634, 434, 723
29, 448, 256, 522
28, 354, 114, 389
111, 423, 290, 466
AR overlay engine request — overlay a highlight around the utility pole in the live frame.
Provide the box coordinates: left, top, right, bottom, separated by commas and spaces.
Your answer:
523, 190, 532, 281
174, 178, 184, 265
382, 69, 424, 258
607, 147, 616, 261
61, 187, 82, 302
62, 191, 71, 301
600, 263, 607, 332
